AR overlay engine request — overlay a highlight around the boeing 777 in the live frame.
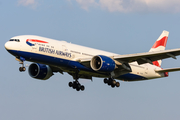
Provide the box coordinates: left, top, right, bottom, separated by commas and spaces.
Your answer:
5, 31, 180, 91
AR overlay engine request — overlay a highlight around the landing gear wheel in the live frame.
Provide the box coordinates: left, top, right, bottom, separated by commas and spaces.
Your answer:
72, 82, 77, 89
112, 80, 116, 85
111, 84, 115, 88
19, 67, 26, 72
108, 80, 112, 85
116, 82, 120, 87
19, 67, 22, 72
103, 78, 120, 88
69, 82, 73, 87
22, 67, 26, 71
76, 87, 80, 91
69, 81, 85, 91
80, 85, 85, 91
104, 78, 108, 84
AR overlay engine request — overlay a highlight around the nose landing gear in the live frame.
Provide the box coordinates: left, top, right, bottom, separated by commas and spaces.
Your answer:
19, 66, 26, 72
104, 78, 120, 88
16, 57, 26, 72
19, 60, 26, 72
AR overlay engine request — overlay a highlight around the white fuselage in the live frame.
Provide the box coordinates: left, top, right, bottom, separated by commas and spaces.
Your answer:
5, 35, 167, 81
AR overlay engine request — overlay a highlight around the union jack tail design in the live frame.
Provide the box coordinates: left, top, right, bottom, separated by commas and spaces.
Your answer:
149, 30, 169, 67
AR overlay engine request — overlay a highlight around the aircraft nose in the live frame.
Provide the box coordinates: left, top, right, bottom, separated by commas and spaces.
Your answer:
4, 42, 10, 50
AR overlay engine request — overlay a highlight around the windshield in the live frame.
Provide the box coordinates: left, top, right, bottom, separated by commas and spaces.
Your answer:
9, 39, 20, 42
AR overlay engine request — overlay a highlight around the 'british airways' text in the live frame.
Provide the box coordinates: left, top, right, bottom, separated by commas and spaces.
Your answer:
39, 47, 71, 58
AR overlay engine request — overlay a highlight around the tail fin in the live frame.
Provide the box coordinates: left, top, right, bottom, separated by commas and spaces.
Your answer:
149, 30, 169, 67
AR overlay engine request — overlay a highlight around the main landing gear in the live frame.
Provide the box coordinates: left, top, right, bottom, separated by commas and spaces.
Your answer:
68, 71, 85, 91
104, 78, 120, 88
68, 81, 85, 91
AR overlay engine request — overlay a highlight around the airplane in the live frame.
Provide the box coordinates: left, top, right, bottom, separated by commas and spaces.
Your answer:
4, 30, 180, 91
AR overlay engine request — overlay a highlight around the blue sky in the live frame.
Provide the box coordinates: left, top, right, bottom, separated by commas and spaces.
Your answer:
1, 0, 180, 120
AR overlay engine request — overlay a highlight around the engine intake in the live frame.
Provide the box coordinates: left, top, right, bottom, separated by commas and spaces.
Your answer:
28, 63, 53, 80
90, 55, 115, 72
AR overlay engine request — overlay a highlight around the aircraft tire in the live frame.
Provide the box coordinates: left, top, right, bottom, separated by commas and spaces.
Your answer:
112, 80, 116, 85
108, 80, 112, 85
19, 67, 26, 72
19, 67, 22, 72
111, 84, 115, 88
116, 82, 120, 87
80, 85, 85, 91
76, 87, 80, 91
104, 78, 108, 84
22, 67, 26, 71
72, 82, 77, 89
69, 82, 73, 87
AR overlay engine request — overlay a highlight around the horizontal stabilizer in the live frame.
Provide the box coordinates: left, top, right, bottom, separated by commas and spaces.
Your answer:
155, 68, 180, 73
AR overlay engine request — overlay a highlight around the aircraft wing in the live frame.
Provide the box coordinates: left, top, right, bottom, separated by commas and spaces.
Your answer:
76, 48, 180, 68
113, 48, 180, 65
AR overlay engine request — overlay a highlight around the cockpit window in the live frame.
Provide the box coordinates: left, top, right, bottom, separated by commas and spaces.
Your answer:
15, 39, 20, 42
9, 39, 20, 42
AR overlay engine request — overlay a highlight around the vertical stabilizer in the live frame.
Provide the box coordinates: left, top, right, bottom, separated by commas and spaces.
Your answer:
149, 30, 169, 67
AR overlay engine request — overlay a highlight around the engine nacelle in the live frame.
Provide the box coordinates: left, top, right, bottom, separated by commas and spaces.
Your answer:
28, 63, 53, 80
90, 55, 115, 72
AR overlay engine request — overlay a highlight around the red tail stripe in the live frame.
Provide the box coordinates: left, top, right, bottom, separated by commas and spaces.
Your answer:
164, 72, 169, 77
152, 36, 168, 48
152, 61, 160, 67
26, 39, 48, 43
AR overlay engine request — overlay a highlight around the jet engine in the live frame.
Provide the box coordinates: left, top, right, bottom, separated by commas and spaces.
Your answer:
28, 63, 53, 80
90, 55, 115, 72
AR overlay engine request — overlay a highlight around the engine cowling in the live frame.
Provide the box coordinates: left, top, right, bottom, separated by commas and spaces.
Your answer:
90, 55, 116, 72
28, 63, 53, 80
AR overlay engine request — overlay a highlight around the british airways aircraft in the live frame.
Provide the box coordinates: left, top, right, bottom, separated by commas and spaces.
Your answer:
4, 31, 180, 91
